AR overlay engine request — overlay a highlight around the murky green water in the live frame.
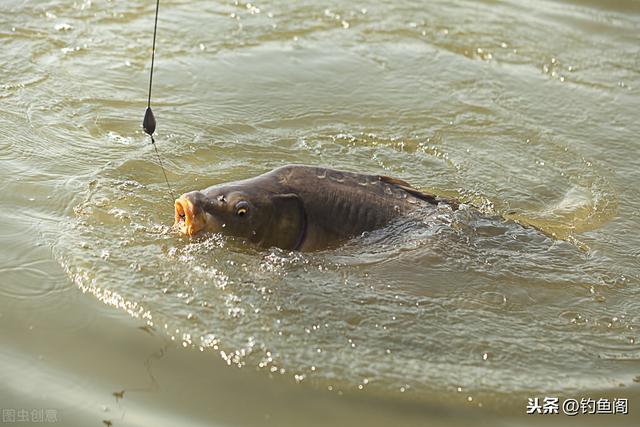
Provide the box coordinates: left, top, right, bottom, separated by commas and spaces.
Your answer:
1, 0, 639, 425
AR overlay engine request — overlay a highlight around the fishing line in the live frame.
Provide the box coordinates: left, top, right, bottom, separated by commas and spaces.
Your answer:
143, 0, 175, 201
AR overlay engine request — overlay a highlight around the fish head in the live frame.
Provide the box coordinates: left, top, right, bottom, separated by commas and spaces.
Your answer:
174, 186, 305, 249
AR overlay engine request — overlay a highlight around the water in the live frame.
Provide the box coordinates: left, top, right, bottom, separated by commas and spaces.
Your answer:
1, 0, 639, 425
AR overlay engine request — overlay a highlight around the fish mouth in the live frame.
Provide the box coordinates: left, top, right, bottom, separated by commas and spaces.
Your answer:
174, 197, 200, 236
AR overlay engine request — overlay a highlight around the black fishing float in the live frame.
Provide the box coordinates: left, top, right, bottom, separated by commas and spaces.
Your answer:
143, 0, 175, 201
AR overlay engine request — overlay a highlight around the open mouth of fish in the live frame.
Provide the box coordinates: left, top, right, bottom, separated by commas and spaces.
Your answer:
174, 197, 196, 236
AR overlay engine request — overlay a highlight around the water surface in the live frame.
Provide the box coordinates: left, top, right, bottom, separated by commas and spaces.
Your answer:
1, 0, 639, 425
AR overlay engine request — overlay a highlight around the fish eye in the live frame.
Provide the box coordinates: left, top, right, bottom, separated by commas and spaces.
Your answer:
234, 201, 249, 217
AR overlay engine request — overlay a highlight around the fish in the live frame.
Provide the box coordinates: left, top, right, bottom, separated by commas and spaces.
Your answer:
174, 164, 455, 251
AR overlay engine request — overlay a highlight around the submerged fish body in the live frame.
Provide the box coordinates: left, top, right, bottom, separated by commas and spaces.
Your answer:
174, 164, 452, 251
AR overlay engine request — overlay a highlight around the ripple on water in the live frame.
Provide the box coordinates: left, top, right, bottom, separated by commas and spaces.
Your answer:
0, 218, 69, 308
52, 162, 638, 401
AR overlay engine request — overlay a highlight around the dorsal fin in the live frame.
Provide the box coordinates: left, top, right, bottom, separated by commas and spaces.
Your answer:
379, 175, 413, 188
378, 175, 458, 208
